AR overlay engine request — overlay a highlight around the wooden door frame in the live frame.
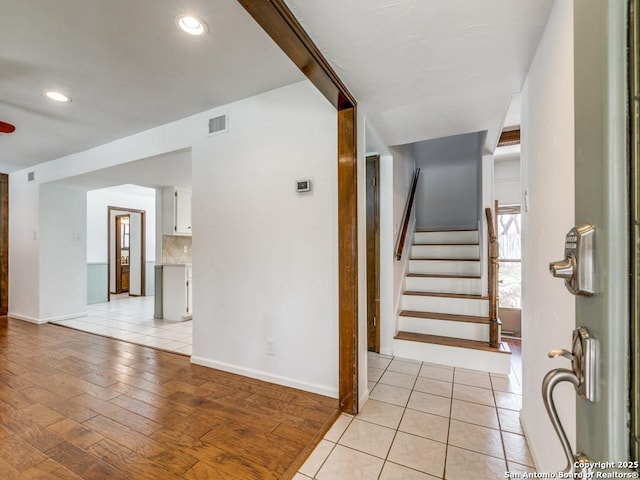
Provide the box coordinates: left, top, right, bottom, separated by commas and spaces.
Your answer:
107, 206, 146, 301
239, 0, 359, 413
0, 174, 7, 316
114, 214, 129, 294
366, 155, 380, 353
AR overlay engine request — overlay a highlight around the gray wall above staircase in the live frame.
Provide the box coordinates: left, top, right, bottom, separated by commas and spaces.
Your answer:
413, 131, 484, 230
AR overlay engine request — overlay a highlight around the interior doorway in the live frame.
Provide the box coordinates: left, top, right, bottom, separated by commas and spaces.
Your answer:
366, 155, 380, 352
108, 206, 145, 301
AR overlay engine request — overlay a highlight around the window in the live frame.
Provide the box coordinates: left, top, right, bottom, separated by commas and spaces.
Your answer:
498, 206, 521, 308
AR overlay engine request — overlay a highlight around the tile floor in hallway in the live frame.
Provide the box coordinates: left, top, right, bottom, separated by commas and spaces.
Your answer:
296, 346, 533, 480
52, 295, 193, 356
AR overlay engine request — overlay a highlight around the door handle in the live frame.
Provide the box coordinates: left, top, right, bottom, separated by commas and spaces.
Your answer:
542, 367, 580, 473
542, 327, 596, 473
548, 349, 573, 361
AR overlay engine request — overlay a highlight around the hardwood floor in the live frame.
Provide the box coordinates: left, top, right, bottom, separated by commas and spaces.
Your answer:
0, 317, 339, 479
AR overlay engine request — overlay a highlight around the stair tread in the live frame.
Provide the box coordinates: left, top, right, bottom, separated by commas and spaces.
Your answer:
410, 258, 480, 262
404, 291, 488, 300
415, 228, 478, 233
413, 242, 479, 246
399, 310, 490, 324
394, 331, 512, 354
407, 273, 481, 279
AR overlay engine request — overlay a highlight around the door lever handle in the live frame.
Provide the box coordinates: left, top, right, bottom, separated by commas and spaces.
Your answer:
548, 349, 574, 360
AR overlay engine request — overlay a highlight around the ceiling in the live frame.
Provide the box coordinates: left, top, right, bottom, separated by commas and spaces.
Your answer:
284, 0, 554, 150
0, 0, 553, 176
51, 148, 192, 191
0, 0, 303, 172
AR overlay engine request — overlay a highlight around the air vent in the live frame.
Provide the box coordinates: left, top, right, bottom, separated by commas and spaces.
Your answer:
208, 114, 227, 135
27, 171, 35, 182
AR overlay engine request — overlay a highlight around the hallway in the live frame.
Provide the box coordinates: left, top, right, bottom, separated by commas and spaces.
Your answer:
297, 340, 531, 479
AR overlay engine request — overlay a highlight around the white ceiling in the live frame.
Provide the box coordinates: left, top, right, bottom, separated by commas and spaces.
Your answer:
0, 0, 303, 172
284, 0, 553, 150
51, 149, 192, 191
1, 0, 553, 177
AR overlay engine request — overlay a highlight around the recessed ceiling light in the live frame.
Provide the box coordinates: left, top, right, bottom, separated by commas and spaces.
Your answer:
176, 14, 208, 36
45, 91, 71, 103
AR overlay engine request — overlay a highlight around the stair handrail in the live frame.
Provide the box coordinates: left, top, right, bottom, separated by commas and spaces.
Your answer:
395, 168, 421, 260
485, 206, 500, 348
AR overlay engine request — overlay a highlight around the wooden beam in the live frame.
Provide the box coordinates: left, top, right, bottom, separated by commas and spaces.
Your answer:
238, 0, 356, 110
237, 0, 359, 413
497, 129, 520, 147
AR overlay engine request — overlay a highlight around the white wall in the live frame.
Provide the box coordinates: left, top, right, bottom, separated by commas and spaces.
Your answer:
8, 173, 40, 320
388, 145, 417, 349
86, 185, 156, 264
38, 184, 87, 322
494, 152, 522, 206
520, 0, 575, 472
190, 81, 339, 397
414, 132, 483, 229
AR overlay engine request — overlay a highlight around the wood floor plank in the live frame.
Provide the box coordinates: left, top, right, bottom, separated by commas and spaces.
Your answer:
46, 441, 129, 480
0, 434, 49, 472
0, 318, 339, 479
21, 459, 85, 480
48, 418, 104, 449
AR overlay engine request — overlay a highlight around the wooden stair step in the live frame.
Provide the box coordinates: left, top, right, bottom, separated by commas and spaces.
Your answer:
412, 242, 479, 246
410, 257, 480, 262
399, 310, 490, 324
415, 228, 477, 232
406, 273, 481, 279
404, 291, 488, 300
394, 331, 512, 354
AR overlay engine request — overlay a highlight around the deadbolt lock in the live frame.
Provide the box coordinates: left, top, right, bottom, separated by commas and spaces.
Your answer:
549, 224, 595, 296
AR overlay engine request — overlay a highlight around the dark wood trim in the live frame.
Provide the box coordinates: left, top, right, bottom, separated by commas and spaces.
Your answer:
338, 107, 358, 414
395, 168, 421, 260
237, 0, 359, 414
115, 214, 129, 294
0, 174, 7, 315
366, 155, 380, 353
238, 0, 356, 110
497, 128, 520, 147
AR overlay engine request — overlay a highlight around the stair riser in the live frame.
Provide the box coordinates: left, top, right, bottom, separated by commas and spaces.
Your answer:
399, 316, 489, 341
411, 244, 479, 259
409, 260, 481, 276
414, 231, 479, 244
406, 276, 482, 295
392, 339, 510, 374
402, 295, 489, 316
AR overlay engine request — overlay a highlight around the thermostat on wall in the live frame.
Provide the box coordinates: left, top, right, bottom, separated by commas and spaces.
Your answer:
295, 179, 312, 193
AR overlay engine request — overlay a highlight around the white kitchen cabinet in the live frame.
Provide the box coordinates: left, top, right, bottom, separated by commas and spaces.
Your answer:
162, 187, 192, 236
162, 264, 192, 321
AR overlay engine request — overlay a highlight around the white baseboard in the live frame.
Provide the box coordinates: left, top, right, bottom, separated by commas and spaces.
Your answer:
190, 356, 338, 399
359, 386, 370, 411
8, 312, 47, 324
8, 311, 88, 324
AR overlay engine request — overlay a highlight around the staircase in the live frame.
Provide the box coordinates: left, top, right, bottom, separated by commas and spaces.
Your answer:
393, 228, 512, 374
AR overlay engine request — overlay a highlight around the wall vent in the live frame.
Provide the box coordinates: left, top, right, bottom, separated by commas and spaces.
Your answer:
27, 171, 35, 182
208, 114, 228, 135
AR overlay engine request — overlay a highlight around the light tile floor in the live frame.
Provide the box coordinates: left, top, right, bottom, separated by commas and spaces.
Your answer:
297, 345, 534, 480
52, 295, 193, 356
